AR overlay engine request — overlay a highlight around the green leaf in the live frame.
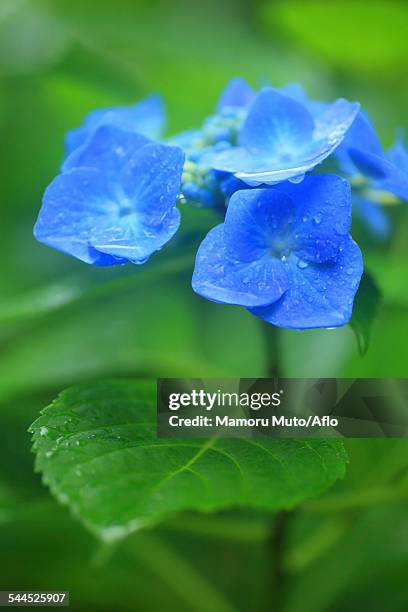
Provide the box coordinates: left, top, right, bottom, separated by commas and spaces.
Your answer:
350, 272, 381, 355
30, 379, 347, 541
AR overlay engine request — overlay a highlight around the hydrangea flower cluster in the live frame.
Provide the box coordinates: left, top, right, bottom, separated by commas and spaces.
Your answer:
34, 78, 407, 329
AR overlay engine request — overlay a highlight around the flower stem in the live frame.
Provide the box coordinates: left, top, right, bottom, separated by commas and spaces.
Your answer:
258, 321, 289, 611
264, 511, 292, 612
259, 320, 281, 377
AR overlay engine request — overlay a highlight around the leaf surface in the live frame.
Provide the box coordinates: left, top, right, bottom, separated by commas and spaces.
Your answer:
31, 380, 347, 540
350, 272, 381, 355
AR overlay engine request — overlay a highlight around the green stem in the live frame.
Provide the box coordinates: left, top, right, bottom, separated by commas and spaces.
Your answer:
258, 322, 289, 611
263, 511, 291, 612
259, 320, 281, 378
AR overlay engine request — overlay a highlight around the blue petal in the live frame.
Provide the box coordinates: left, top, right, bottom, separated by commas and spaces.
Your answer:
217, 77, 255, 111
280, 83, 327, 116
223, 189, 294, 262
239, 88, 314, 157
203, 93, 359, 185
250, 237, 363, 329
62, 125, 151, 176
387, 141, 408, 175
200, 145, 258, 174
348, 149, 389, 180
336, 110, 384, 174
279, 83, 308, 103
201, 145, 316, 184
276, 175, 352, 263
93, 143, 184, 263
35, 143, 184, 265
192, 225, 288, 307
89, 207, 181, 264
353, 196, 391, 241
65, 94, 166, 155
219, 174, 248, 198
350, 149, 408, 201
313, 98, 360, 147
34, 168, 125, 266
235, 99, 359, 185
120, 143, 185, 225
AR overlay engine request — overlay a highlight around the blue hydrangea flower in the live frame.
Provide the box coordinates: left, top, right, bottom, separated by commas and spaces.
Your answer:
336, 112, 408, 202
173, 80, 359, 209
65, 94, 165, 157
192, 175, 363, 329
35, 125, 184, 265
202, 87, 360, 186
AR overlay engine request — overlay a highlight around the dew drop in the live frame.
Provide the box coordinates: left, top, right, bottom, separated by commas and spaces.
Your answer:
297, 259, 309, 269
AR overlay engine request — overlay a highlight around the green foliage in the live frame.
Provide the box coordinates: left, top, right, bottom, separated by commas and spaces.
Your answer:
350, 272, 381, 355
0, 1, 408, 610
30, 379, 347, 540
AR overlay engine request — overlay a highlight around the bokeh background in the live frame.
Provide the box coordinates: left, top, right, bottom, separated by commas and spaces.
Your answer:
0, 1, 407, 611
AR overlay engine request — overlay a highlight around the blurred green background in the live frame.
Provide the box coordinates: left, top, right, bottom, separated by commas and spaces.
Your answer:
0, 1, 407, 610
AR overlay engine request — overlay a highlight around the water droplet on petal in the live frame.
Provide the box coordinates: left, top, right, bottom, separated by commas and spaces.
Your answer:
297, 259, 309, 269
